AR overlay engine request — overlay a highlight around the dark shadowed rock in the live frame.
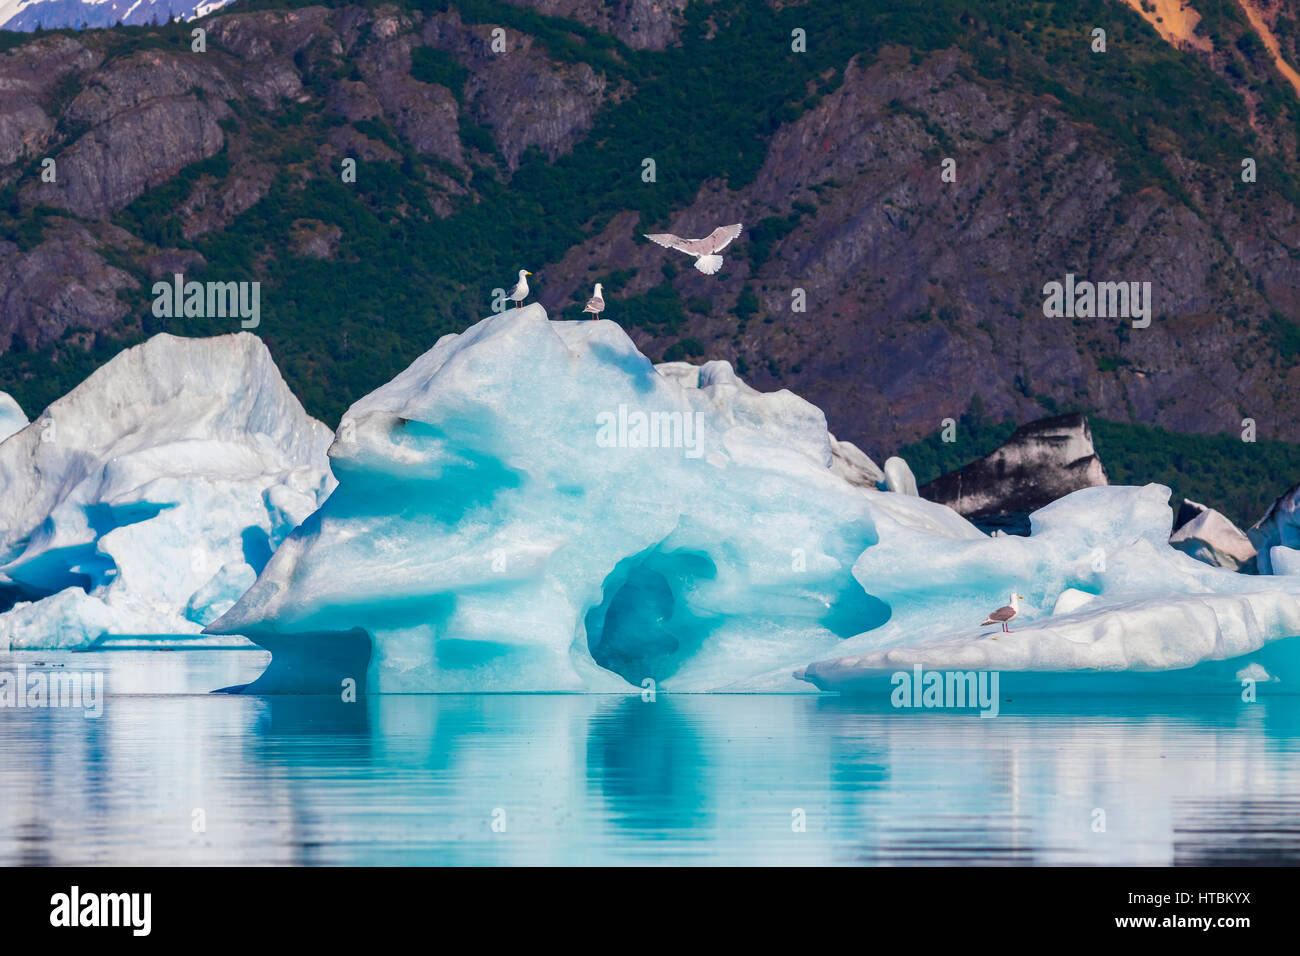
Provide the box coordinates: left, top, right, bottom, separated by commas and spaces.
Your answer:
22, 50, 233, 218
0, 218, 135, 351
920, 413, 1108, 520
0, 35, 101, 172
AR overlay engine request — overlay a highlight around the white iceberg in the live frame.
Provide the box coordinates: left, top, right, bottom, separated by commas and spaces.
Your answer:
0, 391, 27, 443
0, 333, 335, 649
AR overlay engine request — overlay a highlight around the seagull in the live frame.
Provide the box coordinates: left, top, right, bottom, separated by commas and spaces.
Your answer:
982, 592, 1024, 634
506, 269, 531, 309
643, 223, 743, 275
582, 283, 605, 320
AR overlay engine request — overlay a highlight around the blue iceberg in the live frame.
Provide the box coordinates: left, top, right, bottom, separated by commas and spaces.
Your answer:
205, 307, 1300, 694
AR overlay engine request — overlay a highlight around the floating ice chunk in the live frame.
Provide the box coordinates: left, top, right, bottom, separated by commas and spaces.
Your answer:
0, 587, 114, 651
799, 590, 1300, 695
0, 333, 334, 647
799, 484, 1300, 693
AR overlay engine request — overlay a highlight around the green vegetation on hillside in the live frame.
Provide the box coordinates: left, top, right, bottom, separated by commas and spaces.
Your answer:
5, 0, 1296, 421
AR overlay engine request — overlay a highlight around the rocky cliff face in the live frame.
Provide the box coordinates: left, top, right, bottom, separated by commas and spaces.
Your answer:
5, 0, 1300, 460
919, 413, 1109, 521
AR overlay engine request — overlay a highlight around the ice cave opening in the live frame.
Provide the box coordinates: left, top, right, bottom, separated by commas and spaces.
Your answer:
585, 546, 719, 684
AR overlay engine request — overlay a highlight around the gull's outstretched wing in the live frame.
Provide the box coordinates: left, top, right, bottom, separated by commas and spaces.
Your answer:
702, 223, 743, 253
643, 232, 703, 256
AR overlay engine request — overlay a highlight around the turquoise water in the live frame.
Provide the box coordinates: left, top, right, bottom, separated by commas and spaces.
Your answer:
2, 650, 1300, 865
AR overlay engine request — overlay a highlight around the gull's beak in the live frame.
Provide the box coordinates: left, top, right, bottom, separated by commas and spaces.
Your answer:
525, 271, 532, 276
1017, 594, 1024, 600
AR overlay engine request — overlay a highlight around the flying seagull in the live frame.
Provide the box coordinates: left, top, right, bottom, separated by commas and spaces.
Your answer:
643, 223, 743, 275
506, 269, 531, 309
582, 283, 605, 320
982, 592, 1024, 634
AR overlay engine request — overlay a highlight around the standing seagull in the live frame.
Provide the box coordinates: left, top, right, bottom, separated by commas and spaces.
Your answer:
982, 592, 1024, 634
506, 269, 531, 309
643, 223, 743, 275
582, 283, 605, 320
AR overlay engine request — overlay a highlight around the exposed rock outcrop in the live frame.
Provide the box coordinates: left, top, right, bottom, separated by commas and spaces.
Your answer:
0, 218, 136, 352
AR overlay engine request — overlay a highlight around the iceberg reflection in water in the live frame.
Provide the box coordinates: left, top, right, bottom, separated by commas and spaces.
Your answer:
2, 650, 1299, 865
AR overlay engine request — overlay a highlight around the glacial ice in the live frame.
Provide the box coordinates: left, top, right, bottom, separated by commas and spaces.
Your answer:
1250, 482, 1300, 573
799, 484, 1300, 694
208, 306, 924, 691
1271, 546, 1300, 576
1169, 500, 1256, 571
882, 455, 919, 496
0, 333, 335, 649
0, 391, 26, 443
207, 307, 1300, 694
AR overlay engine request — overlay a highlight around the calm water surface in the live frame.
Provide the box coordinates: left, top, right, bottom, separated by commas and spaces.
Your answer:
2, 650, 1299, 865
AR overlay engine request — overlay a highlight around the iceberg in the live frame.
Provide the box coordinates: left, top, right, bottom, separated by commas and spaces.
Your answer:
209, 306, 973, 692
0, 333, 335, 649
208, 307, 1300, 695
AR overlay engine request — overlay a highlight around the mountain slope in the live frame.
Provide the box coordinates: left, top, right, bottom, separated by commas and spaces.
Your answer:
5, 0, 1300, 462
